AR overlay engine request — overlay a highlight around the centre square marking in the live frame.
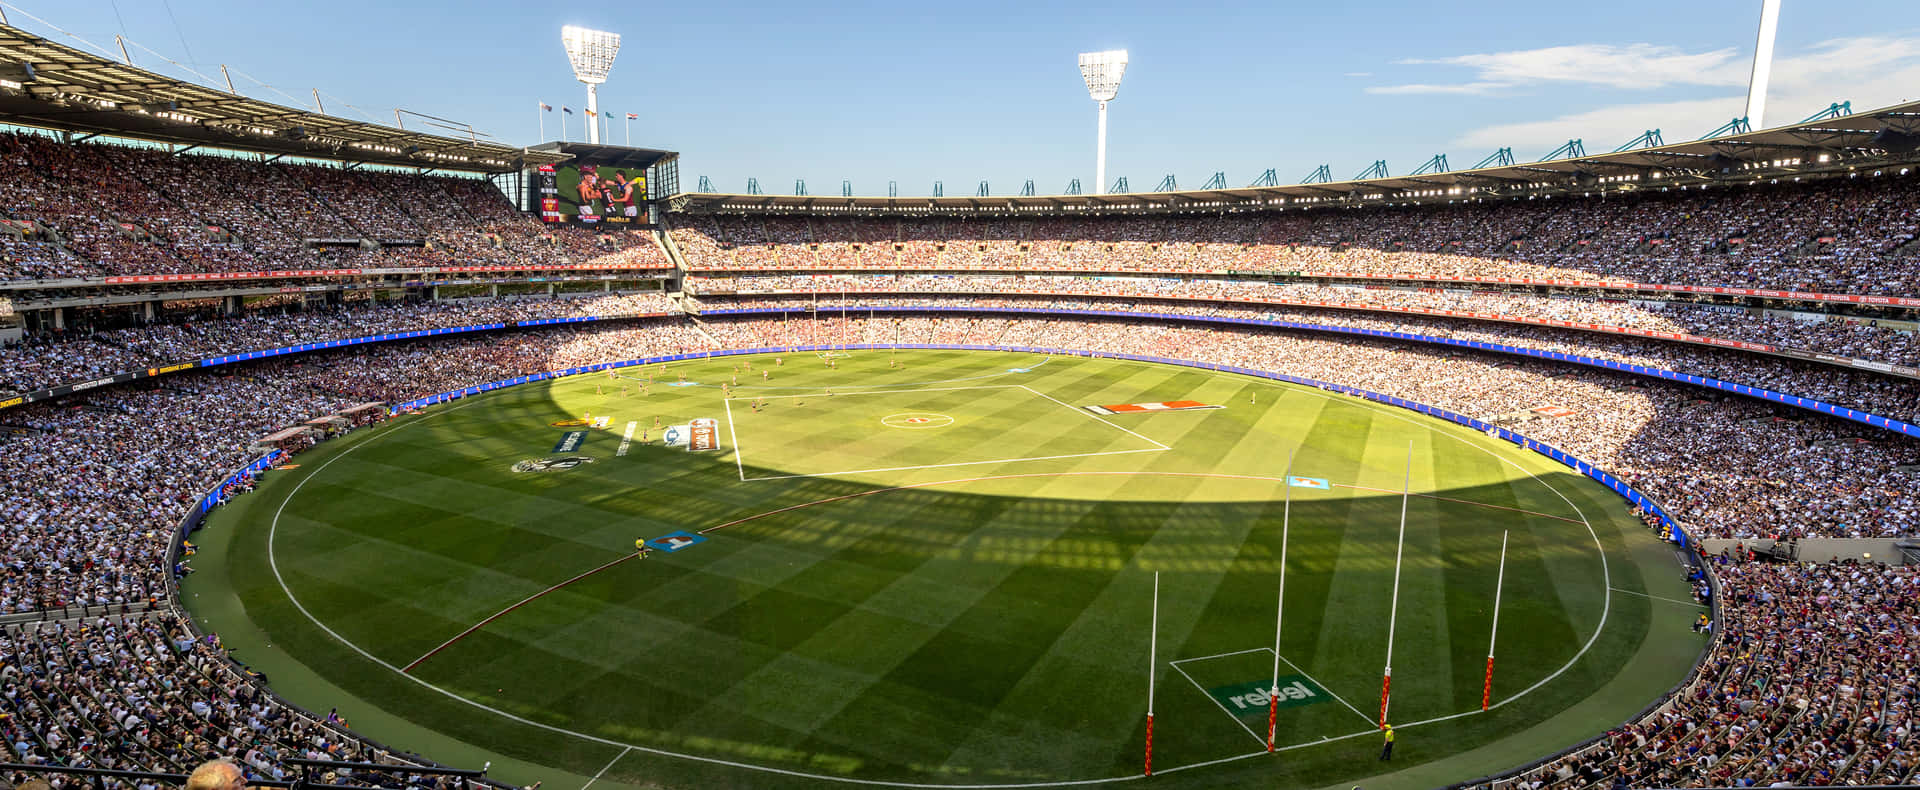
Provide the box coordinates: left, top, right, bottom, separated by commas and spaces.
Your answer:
881, 412, 955, 429
724, 384, 1170, 482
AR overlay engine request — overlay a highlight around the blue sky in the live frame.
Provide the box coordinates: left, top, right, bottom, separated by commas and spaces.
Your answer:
11, 0, 1919, 195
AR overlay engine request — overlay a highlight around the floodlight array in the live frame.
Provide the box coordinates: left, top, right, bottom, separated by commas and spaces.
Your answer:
1078, 50, 1128, 102
561, 26, 621, 84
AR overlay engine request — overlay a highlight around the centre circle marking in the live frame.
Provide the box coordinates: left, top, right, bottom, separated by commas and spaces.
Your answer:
881, 412, 955, 429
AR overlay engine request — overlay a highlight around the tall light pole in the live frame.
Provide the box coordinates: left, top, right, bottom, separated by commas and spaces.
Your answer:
562, 25, 621, 145
1079, 49, 1128, 195
1745, 0, 1781, 129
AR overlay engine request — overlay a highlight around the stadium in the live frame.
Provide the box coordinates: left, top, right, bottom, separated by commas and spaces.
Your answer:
0, 2, 1917, 789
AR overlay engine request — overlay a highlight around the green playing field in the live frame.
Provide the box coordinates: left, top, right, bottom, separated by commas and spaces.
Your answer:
184, 349, 1705, 790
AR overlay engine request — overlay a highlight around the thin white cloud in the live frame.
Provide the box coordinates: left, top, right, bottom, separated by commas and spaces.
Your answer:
1453, 36, 1920, 153
1368, 81, 1512, 96
1370, 42, 1747, 95
1342, 71, 1372, 78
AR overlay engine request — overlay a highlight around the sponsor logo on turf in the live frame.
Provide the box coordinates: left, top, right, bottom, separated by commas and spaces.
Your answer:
645, 530, 707, 553
1086, 400, 1223, 415
511, 455, 597, 473
553, 430, 589, 453
551, 418, 591, 427
1287, 476, 1330, 490
1208, 675, 1328, 712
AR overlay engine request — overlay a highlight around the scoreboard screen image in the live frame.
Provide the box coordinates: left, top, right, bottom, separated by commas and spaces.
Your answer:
537, 163, 648, 225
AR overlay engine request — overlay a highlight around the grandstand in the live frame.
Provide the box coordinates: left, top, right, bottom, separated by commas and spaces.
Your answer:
2, 10, 1920, 790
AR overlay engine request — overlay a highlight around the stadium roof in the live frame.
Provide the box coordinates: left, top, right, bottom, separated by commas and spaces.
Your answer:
528, 141, 677, 171
0, 21, 564, 174
671, 99, 1920, 214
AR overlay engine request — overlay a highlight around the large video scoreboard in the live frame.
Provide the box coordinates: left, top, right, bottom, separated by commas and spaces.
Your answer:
537, 162, 648, 225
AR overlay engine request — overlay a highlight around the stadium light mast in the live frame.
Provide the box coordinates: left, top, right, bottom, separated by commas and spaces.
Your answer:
561, 25, 621, 145
1078, 49, 1128, 195
1744, 0, 1781, 129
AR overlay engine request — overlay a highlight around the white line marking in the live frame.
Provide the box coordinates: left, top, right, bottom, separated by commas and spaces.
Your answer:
1169, 647, 1272, 665
1016, 384, 1171, 450
1152, 749, 1270, 775
1276, 383, 1613, 712
579, 746, 631, 790
1173, 647, 1375, 729
1610, 586, 1701, 607
616, 421, 636, 456
879, 412, 957, 430
1274, 653, 1375, 726
731, 384, 1022, 401
723, 397, 746, 481
1170, 659, 1269, 747
741, 447, 1169, 482
252, 351, 1627, 788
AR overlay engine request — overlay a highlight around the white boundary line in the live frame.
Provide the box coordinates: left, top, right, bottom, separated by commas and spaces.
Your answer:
1609, 586, 1701, 607
1015, 384, 1171, 450
1274, 382, 1614, 713
579, 746, 632, 790
1169, 660, 1269, 747
250, 353, 1628, 789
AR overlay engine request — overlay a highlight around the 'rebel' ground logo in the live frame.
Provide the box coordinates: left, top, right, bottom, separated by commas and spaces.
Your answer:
512, 455, 597, 473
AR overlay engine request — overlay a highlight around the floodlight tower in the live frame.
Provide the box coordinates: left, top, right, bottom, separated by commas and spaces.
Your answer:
561, 25, 621, 144
1743, 0, 1781, 129
1078, 49, 1128, 195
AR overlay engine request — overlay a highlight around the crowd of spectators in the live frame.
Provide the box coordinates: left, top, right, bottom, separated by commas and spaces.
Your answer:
696, 290, 1920, 424
669, 170, 1920, 295
0, 613, 406, 780
1503, 557, 1920, 788
0, 291, 676, 396
1, 307, 1915, 786
687, 273, 1920, 368
0, 132, 667, 280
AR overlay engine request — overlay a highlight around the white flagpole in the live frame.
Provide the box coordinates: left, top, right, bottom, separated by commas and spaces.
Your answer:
625, 115, 631, 146
538, 104, 545, 142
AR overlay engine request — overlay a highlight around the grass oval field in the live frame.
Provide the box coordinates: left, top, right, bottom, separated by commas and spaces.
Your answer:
185, 350, 1704, 790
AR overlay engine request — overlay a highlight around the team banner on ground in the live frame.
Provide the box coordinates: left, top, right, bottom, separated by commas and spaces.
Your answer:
1084, 400, 1222, 415
663, 418, 721, 451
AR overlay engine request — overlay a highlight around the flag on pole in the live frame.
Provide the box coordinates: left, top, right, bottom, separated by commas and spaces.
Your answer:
539, 102, 552, 111
625, 112, 638, 120
585, 108, 596, 117
562, 106, 573, 114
